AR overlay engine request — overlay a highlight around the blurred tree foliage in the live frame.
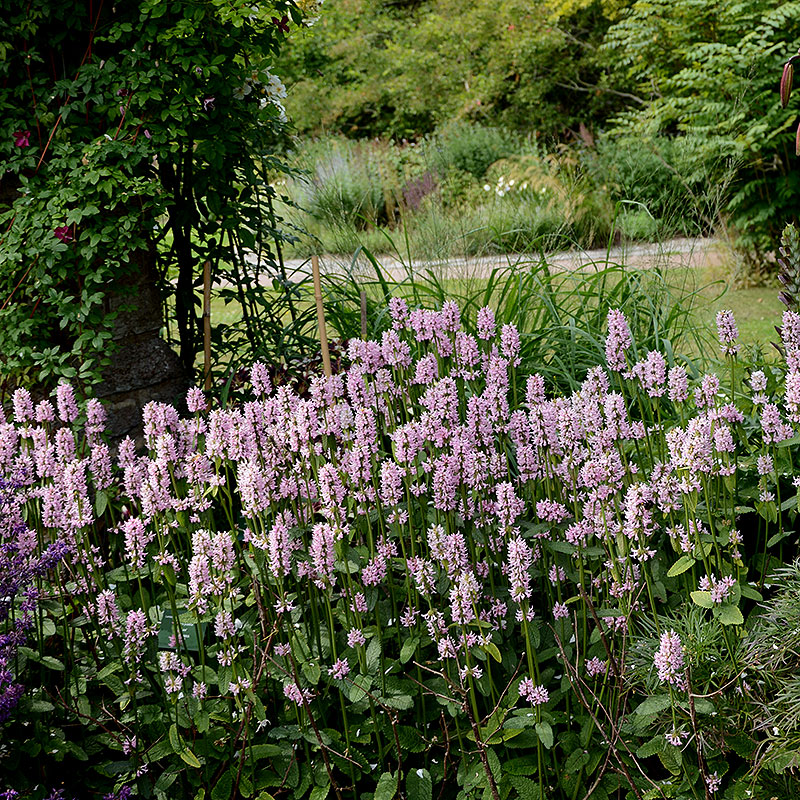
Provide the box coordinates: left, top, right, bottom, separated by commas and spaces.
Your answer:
280, 0, 800, 259
278, 0, 630, 139
604, 0, 800, 255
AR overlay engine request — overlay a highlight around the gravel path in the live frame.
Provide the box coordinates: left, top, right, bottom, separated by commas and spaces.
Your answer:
278, 237, 727, 282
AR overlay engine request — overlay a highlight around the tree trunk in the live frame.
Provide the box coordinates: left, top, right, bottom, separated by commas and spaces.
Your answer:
94, 244, 188, 441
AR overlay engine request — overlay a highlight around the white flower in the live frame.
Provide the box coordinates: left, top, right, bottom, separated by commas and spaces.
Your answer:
266, 74, 287, 100
233, 84, 251, 100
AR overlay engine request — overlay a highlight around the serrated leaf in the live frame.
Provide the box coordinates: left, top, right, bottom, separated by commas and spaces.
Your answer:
40, 656, 64, 671
251, 744, 284, 760
346, 675, 371, 703
407, 768, 432, 800
534, 721, 553, 749
716, 604, 744, 626
400, 637, 418, 664
504, 756, 539, 775
310, 785, 330, 800
211, 771, 233, 800
375, 771, 398, 800
635, 695, 671, 716
636, 736, 664, 759
169, 723, 183, 754
692, 698, 715, 715
690, 590, 713, 609
302, 661, 321, 685
657, 744, 682, 775
366, 638, 381, 671
508, 775, 541, 800
667, 555, 695, 577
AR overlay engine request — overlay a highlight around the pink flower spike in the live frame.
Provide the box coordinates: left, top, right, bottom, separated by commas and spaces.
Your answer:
519, 677, 549, 706
54, 225, 74, 243
328, 658, 350, 680
13, 130, 31, 147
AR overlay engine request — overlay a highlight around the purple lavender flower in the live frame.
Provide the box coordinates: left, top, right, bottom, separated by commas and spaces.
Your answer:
388, 296, 409, 329
632, 351, 666, 397
123, 610, 154, 666
310, 522, 337, 588
500, 323, 521, 366
552, 602, 569, 620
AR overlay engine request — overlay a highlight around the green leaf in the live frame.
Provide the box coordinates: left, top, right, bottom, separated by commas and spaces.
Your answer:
407, 768, 432, 800
482, 641, 502, 663
169, 723, 183, 753
211, 771, 233, 800
657, 744, 682, 775
180, 748, 202, 768
302, 661, 321, 685
667, 555, 695, 577
716, 604, 744, 626
690, 590, 713, 609
508, 775, 541, 800
740, 584, 763, 601
534, 721, 553, 749
692, 699, 715, 715
95, 490, 108, 517
375, 771, 398, 800
636, 736, 664, 759
756, 500, 778, 524
366, 638, 381, 671
400, 637, 418, 664
250, 744, 284, 761
309, 785, 330, 800
635, 695, 671, 716
40, 656, 65, 671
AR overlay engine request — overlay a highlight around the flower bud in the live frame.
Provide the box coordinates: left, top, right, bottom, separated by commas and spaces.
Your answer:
781, 61, 794, 108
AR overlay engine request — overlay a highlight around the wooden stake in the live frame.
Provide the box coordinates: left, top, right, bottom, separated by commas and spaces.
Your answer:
203, 260, 211, 392
360, 290, 367, 340
312, 255, 332, 377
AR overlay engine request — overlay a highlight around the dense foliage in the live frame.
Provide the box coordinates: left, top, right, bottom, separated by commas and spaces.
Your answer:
278, 0, 625, 139
0, 0, 313, 389
279, 0, 800, 260
3, 293, 800, 798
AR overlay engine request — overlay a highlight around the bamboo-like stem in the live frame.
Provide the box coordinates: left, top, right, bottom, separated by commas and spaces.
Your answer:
203, 260, 212, 391
360, 290, 367, 340
312, 255, 332, 377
